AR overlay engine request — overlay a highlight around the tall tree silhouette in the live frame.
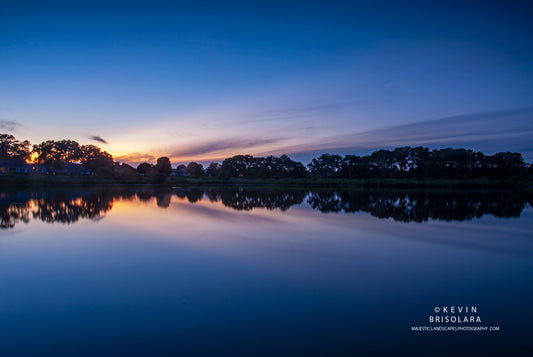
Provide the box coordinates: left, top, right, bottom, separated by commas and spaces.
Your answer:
0, 134, 31, 161
155, 157, 172, 176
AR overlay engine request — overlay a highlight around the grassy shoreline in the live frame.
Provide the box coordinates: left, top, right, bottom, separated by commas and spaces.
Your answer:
1, 173, 531, 190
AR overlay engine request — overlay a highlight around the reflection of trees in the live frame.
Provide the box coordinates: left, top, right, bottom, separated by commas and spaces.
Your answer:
32, 192, 113, 224
206, 188, 307, 211
307, 191, 343, 213
1, 202, 31, 228
186, 189, 204, 203
0, 191, 114, 229
172, 187, 307, 210
137, 188, 175, 207
156, 189, 172, 208
201, 188, 529, 219
1, 188, 530, 229
136, 191, 152, 202
308, 190, 529, 222
116, 187, 137, 200
171, 188, 203, 203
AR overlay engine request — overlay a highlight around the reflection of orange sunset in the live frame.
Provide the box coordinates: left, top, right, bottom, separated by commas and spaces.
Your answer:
109, 194, 298, 239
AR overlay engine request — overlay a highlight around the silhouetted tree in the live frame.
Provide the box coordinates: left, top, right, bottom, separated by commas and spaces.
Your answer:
0, 134, 31, 161
266, 154, 307, 178
308, 154, 343, 177
113, 162, 136, 177
80, 145, 113, 174
220, 155, 254, 178
155, 156, 172, 176
486, 152, 526, 178
349, 163, 373, 179
31, 140, 113, 174
33, 140, 82, 165
186, 162, 204, 177
206, 162, 220, 177
335, 147, 527, 180
137, 162, 153, 175
218, 154, 307, 179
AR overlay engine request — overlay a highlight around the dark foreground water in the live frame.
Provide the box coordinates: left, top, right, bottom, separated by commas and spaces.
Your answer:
1, 187, 532, 356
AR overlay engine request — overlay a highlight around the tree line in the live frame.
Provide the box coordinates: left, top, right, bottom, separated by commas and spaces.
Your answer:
1, 133, 531, 179
1, 134, 113, 174
138, 149, 531, 180
307, 147, 529, 179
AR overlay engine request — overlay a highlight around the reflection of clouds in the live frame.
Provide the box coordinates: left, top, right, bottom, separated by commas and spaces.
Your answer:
165, 195, 533, 261
288, 205, 533, 258
169, 199, 288, 226
2, 188, 531, 229
2, 188, 532, 259
383, 217, 533, 258
399, 220, 533, 257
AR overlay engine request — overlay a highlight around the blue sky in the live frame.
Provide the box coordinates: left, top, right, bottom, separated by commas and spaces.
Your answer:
1, 0, 532, 164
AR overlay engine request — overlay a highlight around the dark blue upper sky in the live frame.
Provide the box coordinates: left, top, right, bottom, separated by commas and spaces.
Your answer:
1, 0, 532, 163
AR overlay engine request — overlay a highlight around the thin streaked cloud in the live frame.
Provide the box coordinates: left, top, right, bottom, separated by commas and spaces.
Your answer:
170, 137, 287, 158
115, 152, 157, 164
102, 107, 533, 166
0, 119, 22, 132
287, 107, 533, 163
89, 135, 108, 144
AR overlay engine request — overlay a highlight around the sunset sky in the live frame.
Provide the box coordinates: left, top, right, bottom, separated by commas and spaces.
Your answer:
1, 0, 532, 165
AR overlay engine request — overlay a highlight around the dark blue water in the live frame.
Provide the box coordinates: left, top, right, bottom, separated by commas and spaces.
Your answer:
1, 188, 532, 356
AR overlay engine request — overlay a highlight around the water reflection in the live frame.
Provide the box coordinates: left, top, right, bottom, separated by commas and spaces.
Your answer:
1, 191, 115, 229
1, 187, 531, 229
1, 188, 532, 357
308, 190, 530, 222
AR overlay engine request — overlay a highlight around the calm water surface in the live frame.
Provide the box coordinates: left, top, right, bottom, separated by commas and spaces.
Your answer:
1, 187, 532, 356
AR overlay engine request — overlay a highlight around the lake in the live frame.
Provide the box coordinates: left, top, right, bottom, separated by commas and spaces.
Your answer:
1, 187, 532, 356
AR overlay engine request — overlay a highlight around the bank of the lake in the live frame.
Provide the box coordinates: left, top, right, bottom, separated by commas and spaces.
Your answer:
1, 173, 532, 190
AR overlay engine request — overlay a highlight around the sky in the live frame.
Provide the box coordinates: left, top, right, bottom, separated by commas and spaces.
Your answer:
1, 0, 533, 165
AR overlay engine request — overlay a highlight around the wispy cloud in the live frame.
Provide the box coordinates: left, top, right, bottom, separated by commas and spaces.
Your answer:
287, 107, 533, 163
113, 137, 288, 166
170, 136, 287, 158
0, 119, 22, 131
115, 152, 156, 164
340, 106, 533, 150
89, 135, 108, 144
113, 107, 533, 166
242, 101, 351, 124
